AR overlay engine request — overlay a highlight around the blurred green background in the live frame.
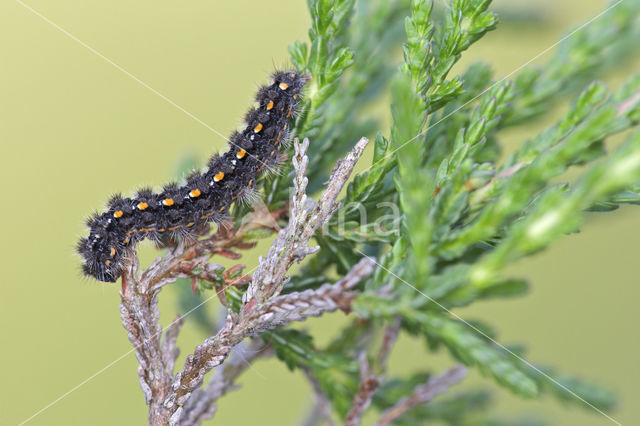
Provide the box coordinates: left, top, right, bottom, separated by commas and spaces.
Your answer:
1, 0, 638, 424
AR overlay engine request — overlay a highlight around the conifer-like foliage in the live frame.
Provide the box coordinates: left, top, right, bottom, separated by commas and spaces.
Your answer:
178, 0, 640, 424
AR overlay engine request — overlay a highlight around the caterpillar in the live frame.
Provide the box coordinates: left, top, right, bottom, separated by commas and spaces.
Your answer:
77, 70, 309, 282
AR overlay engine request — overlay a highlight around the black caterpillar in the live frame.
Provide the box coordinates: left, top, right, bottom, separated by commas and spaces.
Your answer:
78, 71, 309, 282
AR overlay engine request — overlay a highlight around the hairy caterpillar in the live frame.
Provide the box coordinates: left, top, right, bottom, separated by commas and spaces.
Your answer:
78, 71, 309, 282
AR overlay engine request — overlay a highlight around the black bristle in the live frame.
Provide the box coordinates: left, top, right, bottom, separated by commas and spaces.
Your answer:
78, 70, 308, 282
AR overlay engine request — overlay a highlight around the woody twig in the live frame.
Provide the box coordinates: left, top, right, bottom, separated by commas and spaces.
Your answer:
119, 137, 373, 425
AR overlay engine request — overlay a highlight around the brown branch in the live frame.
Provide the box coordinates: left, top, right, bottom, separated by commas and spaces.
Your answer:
162, 137, 371, 424
257, 257, 375, 325
118, 224, 271, 423
162, 315, 185, 377
117, 136, 370, 424
343, 318, 402, 426
139, 203, 288, 294
120, 258, 175, 424
179, 340, 273, 425
117, 174, 292, 424
374, 365, 468, 426
344, 353, 379, 426
244, 137, 370, 305
164, 257, 375, 423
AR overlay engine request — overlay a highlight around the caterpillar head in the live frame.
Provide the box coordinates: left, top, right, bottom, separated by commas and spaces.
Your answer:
77, 228, 121, 283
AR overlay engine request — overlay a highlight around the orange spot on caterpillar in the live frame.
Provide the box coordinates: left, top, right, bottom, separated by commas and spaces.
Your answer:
293, 94, 298, 100
270, 150, 275, 157
266, 100, 274, 110
140, 228, 149, 233
286, 107, 293, 118
189, 189, 201, 198
279, 82, 289, 90
137, 202, 149, 210
254, 123, 263, 133
110, 247, 116, 256
105, 260, 111, 266
168, 226, 177, 231
124, 236, 131, 244
214, 172, 225, 182
158, 228, 165, 232
200, 214, 208, 219
275, 132, 282, 145
113, 210, 124, 218
187, 222, 195, 227
219, 205, 226, 212
162, 198, 174, 206
236, 149, 246, 159
248, 179, 253, 186
283, 124, 288, 130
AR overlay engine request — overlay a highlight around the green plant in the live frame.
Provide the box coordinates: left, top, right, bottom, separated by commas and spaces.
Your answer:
107, 1, 640, 424
266, 0, 640, 423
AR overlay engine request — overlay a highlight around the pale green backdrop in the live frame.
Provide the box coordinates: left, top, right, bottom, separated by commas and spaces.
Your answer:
1, 1, 638, 425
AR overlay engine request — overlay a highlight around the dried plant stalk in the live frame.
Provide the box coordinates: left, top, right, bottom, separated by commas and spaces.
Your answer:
117, 137, 372, 424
